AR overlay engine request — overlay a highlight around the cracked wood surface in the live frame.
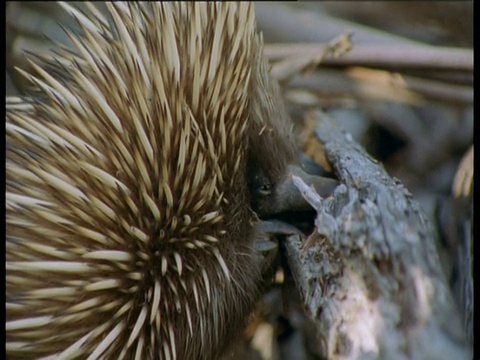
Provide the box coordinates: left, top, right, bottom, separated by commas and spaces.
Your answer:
285, 111, 471, 359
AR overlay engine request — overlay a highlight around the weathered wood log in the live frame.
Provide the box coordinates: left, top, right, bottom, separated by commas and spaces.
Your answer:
265, 43, 473, 73
284, 111, 472, 359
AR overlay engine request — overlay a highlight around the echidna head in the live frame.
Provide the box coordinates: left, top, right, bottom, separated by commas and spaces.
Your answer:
247, 31, 338, 216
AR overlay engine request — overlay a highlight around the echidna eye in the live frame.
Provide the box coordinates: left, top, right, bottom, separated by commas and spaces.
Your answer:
259, 183, 272, 196
249, 170, 273, 198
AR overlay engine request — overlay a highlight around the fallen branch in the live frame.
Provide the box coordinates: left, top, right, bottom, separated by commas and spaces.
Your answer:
283, 111, 472, 359
255, 3, 424, 47
282, 67, 473, 105
265, 43, 473, 72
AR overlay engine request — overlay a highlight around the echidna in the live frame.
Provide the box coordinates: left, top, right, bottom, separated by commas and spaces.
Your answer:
6, 2, 336, 359
247, 33, 338, 216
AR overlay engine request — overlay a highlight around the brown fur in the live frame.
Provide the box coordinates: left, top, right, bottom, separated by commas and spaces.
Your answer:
248, 33, 298, 188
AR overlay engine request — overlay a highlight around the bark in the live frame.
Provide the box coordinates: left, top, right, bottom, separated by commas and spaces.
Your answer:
284, 111, 472, 359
